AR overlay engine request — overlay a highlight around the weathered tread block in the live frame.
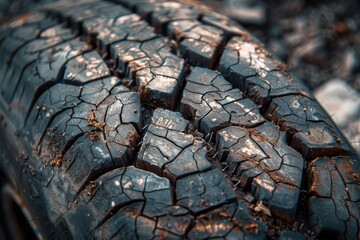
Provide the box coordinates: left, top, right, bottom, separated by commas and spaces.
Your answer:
111, 37, 185, 109
187, 201, 266, 240
32, 82, 141, 201
11, 38, 91, 126
25, 83, 82, 145
181, 67, 265, 136
137, 108, 212, 183
308, 157, 360, 239
95, 202, 145, 239
136, 1, 199, 33
24, 50, 116, 144
167, 19, 225, 68
218, 37, 310, 108
36, 81, 140, 155
0, 13, 52, 69
267, 95, 351, 160
0, 20, 71, 101
62, 166, 174, 239
64, 50, 110, 83
176, 169, 237, 214
200, 11, 249, 38
216, 122, 304, 222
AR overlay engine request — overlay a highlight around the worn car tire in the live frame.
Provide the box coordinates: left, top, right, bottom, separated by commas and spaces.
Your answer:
0, 0, 359, 239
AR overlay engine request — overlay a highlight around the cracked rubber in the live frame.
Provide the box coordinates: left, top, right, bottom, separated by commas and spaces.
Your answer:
0, 0, 359, 239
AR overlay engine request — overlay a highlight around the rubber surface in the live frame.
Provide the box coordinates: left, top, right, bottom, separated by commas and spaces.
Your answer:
0, 0, 359, 239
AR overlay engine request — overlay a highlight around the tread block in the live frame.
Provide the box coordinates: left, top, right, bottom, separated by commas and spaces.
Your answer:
157, 214, 194, 237
71, 2, 123, 25
60, 135, 130, 200
26, 83, 82, 145
0, 20, 69, 101
94, 202, 143, 240
64, 50, 110, 83
291, 123, 349, 160
308, 197, 346, 239
90, 166, 173, 219
245, 72, 310, 109
187, 201, 265, 239
137, 108, 212, 183
136, 2, 198, 33
308, 157, 360, 239
176, 169, 237, 214
86, 14, 157, 51
0, 17, 55, 67
96, 15, 151, 51
219, 37, 278, 87
64, 167, 173, 238
81, 4, 132, 39
187, 203, 239, 239
35, 83, 141, 201
167, 20, 224, 68
111, 37, 185, 109
151, 108, 189, 132
136, 216, 157, 240
216, 122, 304, 222
181, 67, 265, 135
218, 37, 309, 108
201, 11, 248, 37
34, 83, 140, 167
267, 95, 350, 159
37, 77, 121, 159
11, 38, 91, 127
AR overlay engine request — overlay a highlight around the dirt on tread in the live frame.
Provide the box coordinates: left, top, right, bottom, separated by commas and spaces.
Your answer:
0, 0, 359, 239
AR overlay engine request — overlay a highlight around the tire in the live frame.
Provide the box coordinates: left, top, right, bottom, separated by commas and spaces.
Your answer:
0, 0, 359, 239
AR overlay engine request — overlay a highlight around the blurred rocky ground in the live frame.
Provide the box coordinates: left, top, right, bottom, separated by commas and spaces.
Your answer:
0, 0, 359, 154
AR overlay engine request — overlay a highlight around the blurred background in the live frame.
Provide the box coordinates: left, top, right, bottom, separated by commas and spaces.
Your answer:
0, 0, 359, 154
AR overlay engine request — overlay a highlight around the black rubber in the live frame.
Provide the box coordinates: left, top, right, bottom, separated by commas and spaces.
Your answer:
0, 0, 359, 239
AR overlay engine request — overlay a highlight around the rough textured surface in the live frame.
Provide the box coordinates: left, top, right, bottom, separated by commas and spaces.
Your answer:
266, 95, 351, 160
218, 36, 311, 109
0, 0, 358, 239
181, 67, 265, 135
216, 123, 304, 222
137, 108, 212, 183
308, 157, 360, 239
